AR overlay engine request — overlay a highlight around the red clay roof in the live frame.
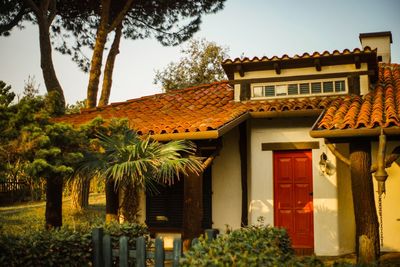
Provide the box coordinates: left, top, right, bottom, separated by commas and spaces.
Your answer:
55, 81, 334, 137
316, 63, 400, 130
222, 47, 375, 65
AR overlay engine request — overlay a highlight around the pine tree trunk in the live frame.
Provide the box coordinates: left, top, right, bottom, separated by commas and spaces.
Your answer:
118, 182, 139, 223
350, 141, 380, 264
86, 0, 111, 108
71, 177, 90, 212
105, 179, 119, 222
37, 15, 65, 114
98, 23, 122, 107
45, 177, 63, 229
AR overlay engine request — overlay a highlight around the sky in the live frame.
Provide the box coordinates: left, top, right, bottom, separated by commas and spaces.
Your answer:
1, 0, 399, 105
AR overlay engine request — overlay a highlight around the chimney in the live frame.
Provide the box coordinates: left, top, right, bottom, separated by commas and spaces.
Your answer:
359, 31, 392, 63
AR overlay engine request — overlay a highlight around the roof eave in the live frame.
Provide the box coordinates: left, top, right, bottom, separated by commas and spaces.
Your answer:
309, 127, 400, 139
151, 112, 250, 141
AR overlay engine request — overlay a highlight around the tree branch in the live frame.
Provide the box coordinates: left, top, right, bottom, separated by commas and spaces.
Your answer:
371, 146, 400, 173
109, 0, 134, 32
47, 0, 57, 23
327, 143, 351, 167
23, 0, 40, 14
0, 8, 27, 34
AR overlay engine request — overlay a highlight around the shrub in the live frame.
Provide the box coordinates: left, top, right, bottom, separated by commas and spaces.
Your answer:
181, 222, 324, 267
0, 222, 148, 266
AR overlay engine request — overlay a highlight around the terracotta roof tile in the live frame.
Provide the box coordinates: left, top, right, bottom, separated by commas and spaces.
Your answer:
55, 80, 333, 136
222, 47, 375, 65
316, 63, 400, 130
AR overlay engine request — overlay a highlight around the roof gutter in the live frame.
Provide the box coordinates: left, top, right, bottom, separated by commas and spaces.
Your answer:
250, 109, 322, 118
151, 112, 250, 141
309, 127, 400, 139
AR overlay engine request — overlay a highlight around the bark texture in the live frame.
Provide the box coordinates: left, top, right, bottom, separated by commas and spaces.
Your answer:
105, 179, 119, 223
98, 23, 122, 107
350, 142, 380, 264
86, 0, 110, 108
118, 182, 140, 223
45, 177, 63, 229
71, 177, 90, 212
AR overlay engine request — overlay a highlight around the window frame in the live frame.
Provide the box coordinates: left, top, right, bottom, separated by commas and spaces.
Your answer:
250, 78, 348, 100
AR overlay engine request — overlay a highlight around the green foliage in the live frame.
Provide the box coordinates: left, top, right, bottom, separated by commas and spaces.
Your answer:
181, 222, 324, 267
0, 222, 148, 266
77, 128, 204, 192
154, 38, 229, 91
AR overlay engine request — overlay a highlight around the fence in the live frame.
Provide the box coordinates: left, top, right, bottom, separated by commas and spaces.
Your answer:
0, 179, 29, 205
92, 228, 218, 267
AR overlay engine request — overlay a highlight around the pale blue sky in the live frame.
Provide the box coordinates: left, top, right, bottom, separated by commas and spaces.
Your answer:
1, 0, 399, 105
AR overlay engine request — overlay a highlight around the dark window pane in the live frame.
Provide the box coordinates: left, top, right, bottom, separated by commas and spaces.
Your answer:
288, 84, 298, 95
311, 82, 322, 94
300, 83, 310, 94
323, 82, 334, 93
264, 85, 275, 97
335, 81, 346, 92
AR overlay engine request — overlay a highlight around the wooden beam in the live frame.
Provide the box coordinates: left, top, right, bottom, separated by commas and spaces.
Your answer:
236, 64, 245, 77
273, 62, 281, 74
326, 143, 350, 166
354, 55, 361, 69
239, 122, 248, 226
314, 58, 321, 71
182, 171, 203, 243
261, 141, 320, 151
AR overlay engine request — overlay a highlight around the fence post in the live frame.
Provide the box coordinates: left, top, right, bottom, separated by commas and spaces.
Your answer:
172, 238, 182, 267
155, 237, 164, 267
136, 236, 146, 267
119, 236, 129, 267
92, 228, 104, 267
103, 234, 112, 267
205, 229, 218, 242
191, 238, 199, 247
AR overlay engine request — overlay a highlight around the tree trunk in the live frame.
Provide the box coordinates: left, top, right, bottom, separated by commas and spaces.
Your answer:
350, 141, 380, 264
98, 23, 122, 107
45, 177, 63, 229
86, 0, 111, 108
118, 182, 140, 223
105, 179, 119, 222
37, 13, 65, 114
71, 176, 90, 212
183, 171, 203, 247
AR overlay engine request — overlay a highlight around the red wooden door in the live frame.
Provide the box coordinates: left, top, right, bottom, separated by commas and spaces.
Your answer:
274, 150, 314, 249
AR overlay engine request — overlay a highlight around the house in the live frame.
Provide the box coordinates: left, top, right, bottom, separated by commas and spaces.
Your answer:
56, 31, 400, 256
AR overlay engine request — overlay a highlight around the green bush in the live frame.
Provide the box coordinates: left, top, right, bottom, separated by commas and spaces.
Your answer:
181, 222, 324, 267
0, 222, 148, 266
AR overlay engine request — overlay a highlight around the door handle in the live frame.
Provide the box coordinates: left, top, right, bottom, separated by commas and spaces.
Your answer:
309, 192, 313, 196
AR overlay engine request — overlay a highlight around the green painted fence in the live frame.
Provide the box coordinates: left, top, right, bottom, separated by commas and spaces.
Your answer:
92, 228, 218, 267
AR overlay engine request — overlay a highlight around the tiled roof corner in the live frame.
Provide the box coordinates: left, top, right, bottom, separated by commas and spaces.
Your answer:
316, 63, 400, 130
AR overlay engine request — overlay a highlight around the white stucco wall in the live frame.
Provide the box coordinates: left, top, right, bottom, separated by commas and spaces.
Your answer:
212, 126, 242, 232
248, 117, 346, 256
371, 141, 400, 251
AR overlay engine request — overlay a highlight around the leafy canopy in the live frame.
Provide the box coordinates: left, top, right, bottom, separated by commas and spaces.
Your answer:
154, 39, 229, 91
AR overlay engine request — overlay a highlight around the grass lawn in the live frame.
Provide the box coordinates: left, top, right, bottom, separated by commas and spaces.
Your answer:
0, 193, 106, 235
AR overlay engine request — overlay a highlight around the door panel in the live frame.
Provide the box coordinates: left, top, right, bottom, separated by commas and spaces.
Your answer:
274, 150, 314, 249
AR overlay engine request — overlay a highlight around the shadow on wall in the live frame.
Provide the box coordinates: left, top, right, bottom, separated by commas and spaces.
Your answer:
314, 203, 339, 253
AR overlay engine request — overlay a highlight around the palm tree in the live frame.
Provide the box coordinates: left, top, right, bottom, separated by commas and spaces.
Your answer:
78, 129, 203, 223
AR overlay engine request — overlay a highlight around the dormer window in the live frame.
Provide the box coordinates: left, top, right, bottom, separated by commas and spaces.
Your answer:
251, 79, 347, 99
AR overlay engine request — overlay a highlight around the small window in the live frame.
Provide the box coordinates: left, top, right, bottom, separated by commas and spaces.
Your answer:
264, 85, 275, 97
311, 82, 322, 94
299, 83, 310, 94
335, 81, 345, 92
288, 84, 298, 95
323, 82, 334, 93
